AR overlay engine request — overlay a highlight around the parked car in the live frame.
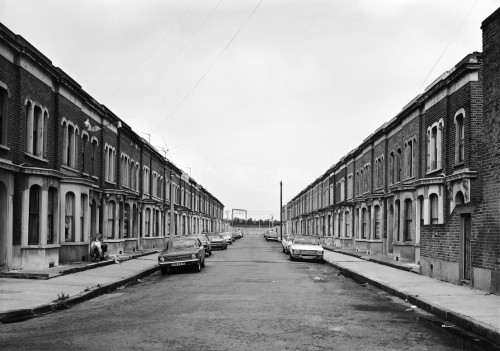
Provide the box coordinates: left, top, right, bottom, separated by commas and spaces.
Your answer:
266, 230, 279, 242
281, 235, 295, 253
289, 235, 324, 261
187, 234, 212, 257
206, 233, 227, 250
158, 237, 205, 275
222, 232, 233, 245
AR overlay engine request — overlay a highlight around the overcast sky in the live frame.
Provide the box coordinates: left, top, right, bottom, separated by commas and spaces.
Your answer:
0, 0, 498, 220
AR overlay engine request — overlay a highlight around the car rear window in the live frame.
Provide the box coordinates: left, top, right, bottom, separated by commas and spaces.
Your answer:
294, 237, 320, 245
168, 239, 197, 249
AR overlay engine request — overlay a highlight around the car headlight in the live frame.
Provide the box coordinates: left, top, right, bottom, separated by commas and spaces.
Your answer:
191, 254, 197, 259
159, 257, 165, 262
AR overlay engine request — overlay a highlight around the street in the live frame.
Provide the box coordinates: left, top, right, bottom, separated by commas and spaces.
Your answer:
0, 234, 480, 351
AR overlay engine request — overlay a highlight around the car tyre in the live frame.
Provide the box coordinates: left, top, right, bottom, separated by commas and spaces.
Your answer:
201, 257, 205, 268
195, 259, 202, 272
289, 253, 295, 261
160, 267, 169, 276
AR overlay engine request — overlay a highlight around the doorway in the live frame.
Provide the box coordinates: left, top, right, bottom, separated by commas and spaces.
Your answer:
460, 214, 471, 281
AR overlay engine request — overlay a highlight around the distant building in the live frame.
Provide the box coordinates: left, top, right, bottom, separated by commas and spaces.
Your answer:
0, 23, 224, 271
283, 7, 500, 294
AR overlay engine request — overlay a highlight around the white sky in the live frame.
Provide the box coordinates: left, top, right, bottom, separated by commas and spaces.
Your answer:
0, 0, 498, 220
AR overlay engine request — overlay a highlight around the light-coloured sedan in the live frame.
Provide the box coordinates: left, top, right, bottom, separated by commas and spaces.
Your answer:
289, 236, 324, 261
281, 235, 295, 253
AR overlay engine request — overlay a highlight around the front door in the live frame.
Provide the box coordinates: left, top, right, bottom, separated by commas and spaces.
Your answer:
460, 214, 472, 280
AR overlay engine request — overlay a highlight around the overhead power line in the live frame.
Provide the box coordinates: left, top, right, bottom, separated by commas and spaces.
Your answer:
152, 0, 265, 134
419, 0, 479, 91
106, 0, 197, 103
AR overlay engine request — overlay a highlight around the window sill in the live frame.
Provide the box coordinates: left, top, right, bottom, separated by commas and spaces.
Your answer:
61, 164, 80, 175
454, 161, 465, 168
104, 180, 116, 186
0, 144, 10, 151
24, 152, 48, 163
21, 244, 61, 249
426, 167, 443, 175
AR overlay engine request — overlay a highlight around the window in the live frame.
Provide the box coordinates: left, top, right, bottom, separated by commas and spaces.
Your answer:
345, 211, 351, 237
405, 139, 415, 179
389, 152, 395, 185
105, 145, 116, 182
26, 102, 48, 158
62, 120, 79, 168
81, 133, 89, 173
347, 175, 353, 199
81, 194, 87, 242
395, 200, 401, 241
47, 188, 57, 244
143, 166, 150, 194
361, 208, 368, 239
404, 199, 412, 241
28, 185, 41, 245
107, 201, 115, 238
427, 120, 443, 171
396, 149, 402, 182
65, 192, 75, 242
124, 204, 130, 238
0, 84, 8, 146
418, 196, 424, 227
430, 194, 439, 224
455, 112, 465, 163
91, 138, 98, 176
374, 205, 380, 239
145, 208, 151, 237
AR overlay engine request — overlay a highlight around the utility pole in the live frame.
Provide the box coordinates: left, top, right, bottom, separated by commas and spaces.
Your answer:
280, 181, 283, 241
170, 170, 175, 237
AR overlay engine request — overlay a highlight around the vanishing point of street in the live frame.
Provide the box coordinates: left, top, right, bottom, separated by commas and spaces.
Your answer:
1, 234, 473, 351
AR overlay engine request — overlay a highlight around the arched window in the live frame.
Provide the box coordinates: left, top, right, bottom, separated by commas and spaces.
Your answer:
404, 199, 412, 241
389, 152, 395, 185
455, 112, 465, 163
430, 194, 439, 224
28, 185, 41, 244
80, 194, 87, 242
455, 191, 464, 206
65, 192, 75, 242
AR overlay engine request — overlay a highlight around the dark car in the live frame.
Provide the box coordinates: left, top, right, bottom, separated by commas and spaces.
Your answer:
206, 233, 227, 250
187, 234, 212, 257
158, 237, 205, 275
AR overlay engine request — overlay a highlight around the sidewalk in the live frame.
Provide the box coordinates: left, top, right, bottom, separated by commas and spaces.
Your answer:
0, 251, 159, 323
322, 249, 500, 346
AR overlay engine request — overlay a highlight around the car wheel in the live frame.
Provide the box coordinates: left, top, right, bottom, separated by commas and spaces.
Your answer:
289, 254, 295, 261
201, 257, 205, 268
194, 259, 202, 272
160, 267, 169, 276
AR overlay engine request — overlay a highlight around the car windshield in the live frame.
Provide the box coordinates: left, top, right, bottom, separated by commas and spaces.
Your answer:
293, 237, 320, 245
208, 235, 222, 239
168, 239, 197, 249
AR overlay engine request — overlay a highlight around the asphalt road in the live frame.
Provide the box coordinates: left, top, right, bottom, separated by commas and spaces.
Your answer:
0, 234, 480, 351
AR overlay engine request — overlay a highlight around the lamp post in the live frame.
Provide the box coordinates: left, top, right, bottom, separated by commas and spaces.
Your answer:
280, 181, 283, 241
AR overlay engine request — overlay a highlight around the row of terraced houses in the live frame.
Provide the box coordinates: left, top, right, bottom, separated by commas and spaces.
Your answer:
0, 22, 224, 272
282, 9, 500, 294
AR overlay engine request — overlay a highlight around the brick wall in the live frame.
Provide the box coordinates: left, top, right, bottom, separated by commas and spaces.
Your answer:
476, 8, 500, 271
